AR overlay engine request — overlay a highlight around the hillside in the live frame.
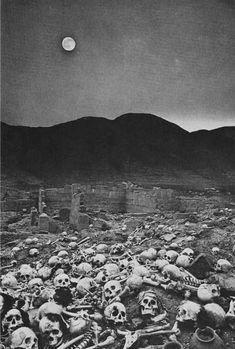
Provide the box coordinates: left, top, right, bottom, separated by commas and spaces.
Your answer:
1, 114, 235, 190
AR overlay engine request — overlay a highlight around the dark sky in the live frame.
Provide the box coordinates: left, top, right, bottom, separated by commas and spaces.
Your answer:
2, 0, 235, 131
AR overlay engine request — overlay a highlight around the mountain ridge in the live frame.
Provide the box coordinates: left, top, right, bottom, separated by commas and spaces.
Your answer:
1, 113, 235, 190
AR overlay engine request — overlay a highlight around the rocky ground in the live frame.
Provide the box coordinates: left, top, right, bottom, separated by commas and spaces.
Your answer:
1, 206, 235, 348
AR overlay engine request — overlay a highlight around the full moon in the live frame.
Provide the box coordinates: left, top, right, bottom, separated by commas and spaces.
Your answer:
62, 37, 76, 51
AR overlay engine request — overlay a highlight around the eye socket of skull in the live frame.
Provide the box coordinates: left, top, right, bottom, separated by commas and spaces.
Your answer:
151, 300, 156, 305
112, 307, 118, 317
110, 285, 116, 290
121, 311, 125, 317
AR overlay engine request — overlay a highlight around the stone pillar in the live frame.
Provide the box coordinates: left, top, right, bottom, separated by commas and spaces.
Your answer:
39, 213, 49, 233
39, 188, 46, 214
69, 192, 81, 226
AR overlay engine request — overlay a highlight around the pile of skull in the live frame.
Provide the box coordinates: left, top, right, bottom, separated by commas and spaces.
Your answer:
1, 239, 235, 349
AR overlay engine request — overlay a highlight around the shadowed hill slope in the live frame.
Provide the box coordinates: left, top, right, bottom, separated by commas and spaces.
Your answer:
1, 114, 235, 189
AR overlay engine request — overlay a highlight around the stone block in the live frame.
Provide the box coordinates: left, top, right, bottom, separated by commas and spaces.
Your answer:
188, 253, 213, 279
39, 213, 49, 233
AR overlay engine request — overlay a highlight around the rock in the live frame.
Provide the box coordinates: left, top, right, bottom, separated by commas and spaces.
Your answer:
188, 253, 213, 279
162, 233, 176, 242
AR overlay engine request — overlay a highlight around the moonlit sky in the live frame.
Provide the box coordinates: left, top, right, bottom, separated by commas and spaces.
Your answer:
1, 0, 235, 131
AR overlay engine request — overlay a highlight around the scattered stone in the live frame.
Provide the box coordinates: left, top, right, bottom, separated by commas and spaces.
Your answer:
188, 253, 213, 279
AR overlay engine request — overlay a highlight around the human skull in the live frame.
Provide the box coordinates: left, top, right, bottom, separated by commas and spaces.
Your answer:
68, 242, 78, 250
197, 283, 221, 303
140, 248, 157, 261
76, 277, 97, 296
176, 255, 192, 268
110, 243, 125, 255
92, 254, 106, 268
102, 280, 122, 303
2, 309, 24, 334
127, 260, 140, 274
225, 297, 235, 329
38, 302, 63, 320
28, 278, 44, 296
176, 300, 201, 323
132, 265, 150, 278
7, 327, 38, 349
75, 262, 92, 275
104, 302, 126, 324
126, 275, 143, 290
204, 303, 225, 329
29, 249, 39, 257
103, 263, 120, 275
19, 265, 35, 282
54, 274, 70, 288
39, 315, 63, 348
164, 250, 179, 264
138, 290, 160, 317
181, 248, 194, 258
158, 249, 167, 258
96, 244, 108, 253
215, 259, 232, 273
154, 259, 169, 271
95, 271, 109, 285
57, 251, 69, 259
48, 256, 60, 268
119, 258, 129, 272
37, 267, 52, 280
162, 264, 183, 282
1, 273, 18, 289
83, 248, 95, 262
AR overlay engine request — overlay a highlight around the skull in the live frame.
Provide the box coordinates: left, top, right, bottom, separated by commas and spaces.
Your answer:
29, 249, 39, 257
140, 248, 157, 261
95, 271, 109, 285
138, 290, 160, 317
57, 251, 69, 259
7, 327, 38, 349
225, 297, 235, 329
215, 259, 232, 273
204, 303, 225, 329
162, 264, 183, 282
127, 259, 140, 275
176, 255, 192, 268
83, 248, 95, 262
104, 302, 126, 324
76, 277, 97, 296
132, 265, 150, 278
126, 275, 143, 290
2, 309, 24, 334
96, 244, 108, 253
54, 274, 70, 288
38, 302, 63, 320
68, 242, 78, 250
102, 280, 122, 303
181, 248, 194, 258
92, 254, 106, 268
176, 300, 201, 323
39, 314, 64, 348
1, 273, 18, 289
110, 243, 125, 255
48, 256, 60, 268
75, 263, 92, 275
103, 263, 120, 275
119, 258, 129, 272
164, 250, 179, 264
37, 267, 52, 280
158, 249, 167, 258
19, 265, 35, 283
154, 259, 169, 271
28, 278, 44, 296
197, 283, 221, 303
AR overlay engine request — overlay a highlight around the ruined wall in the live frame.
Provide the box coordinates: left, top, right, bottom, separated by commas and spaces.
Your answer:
38, 183, 231, 215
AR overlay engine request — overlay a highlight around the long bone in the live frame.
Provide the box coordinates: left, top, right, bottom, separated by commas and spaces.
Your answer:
118, 322, 180, 349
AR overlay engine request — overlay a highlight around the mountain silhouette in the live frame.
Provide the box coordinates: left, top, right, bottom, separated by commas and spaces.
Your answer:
1, 114, 235, 190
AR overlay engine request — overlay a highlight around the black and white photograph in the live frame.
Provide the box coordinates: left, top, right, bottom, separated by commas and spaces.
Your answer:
1, 0, 235, 348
